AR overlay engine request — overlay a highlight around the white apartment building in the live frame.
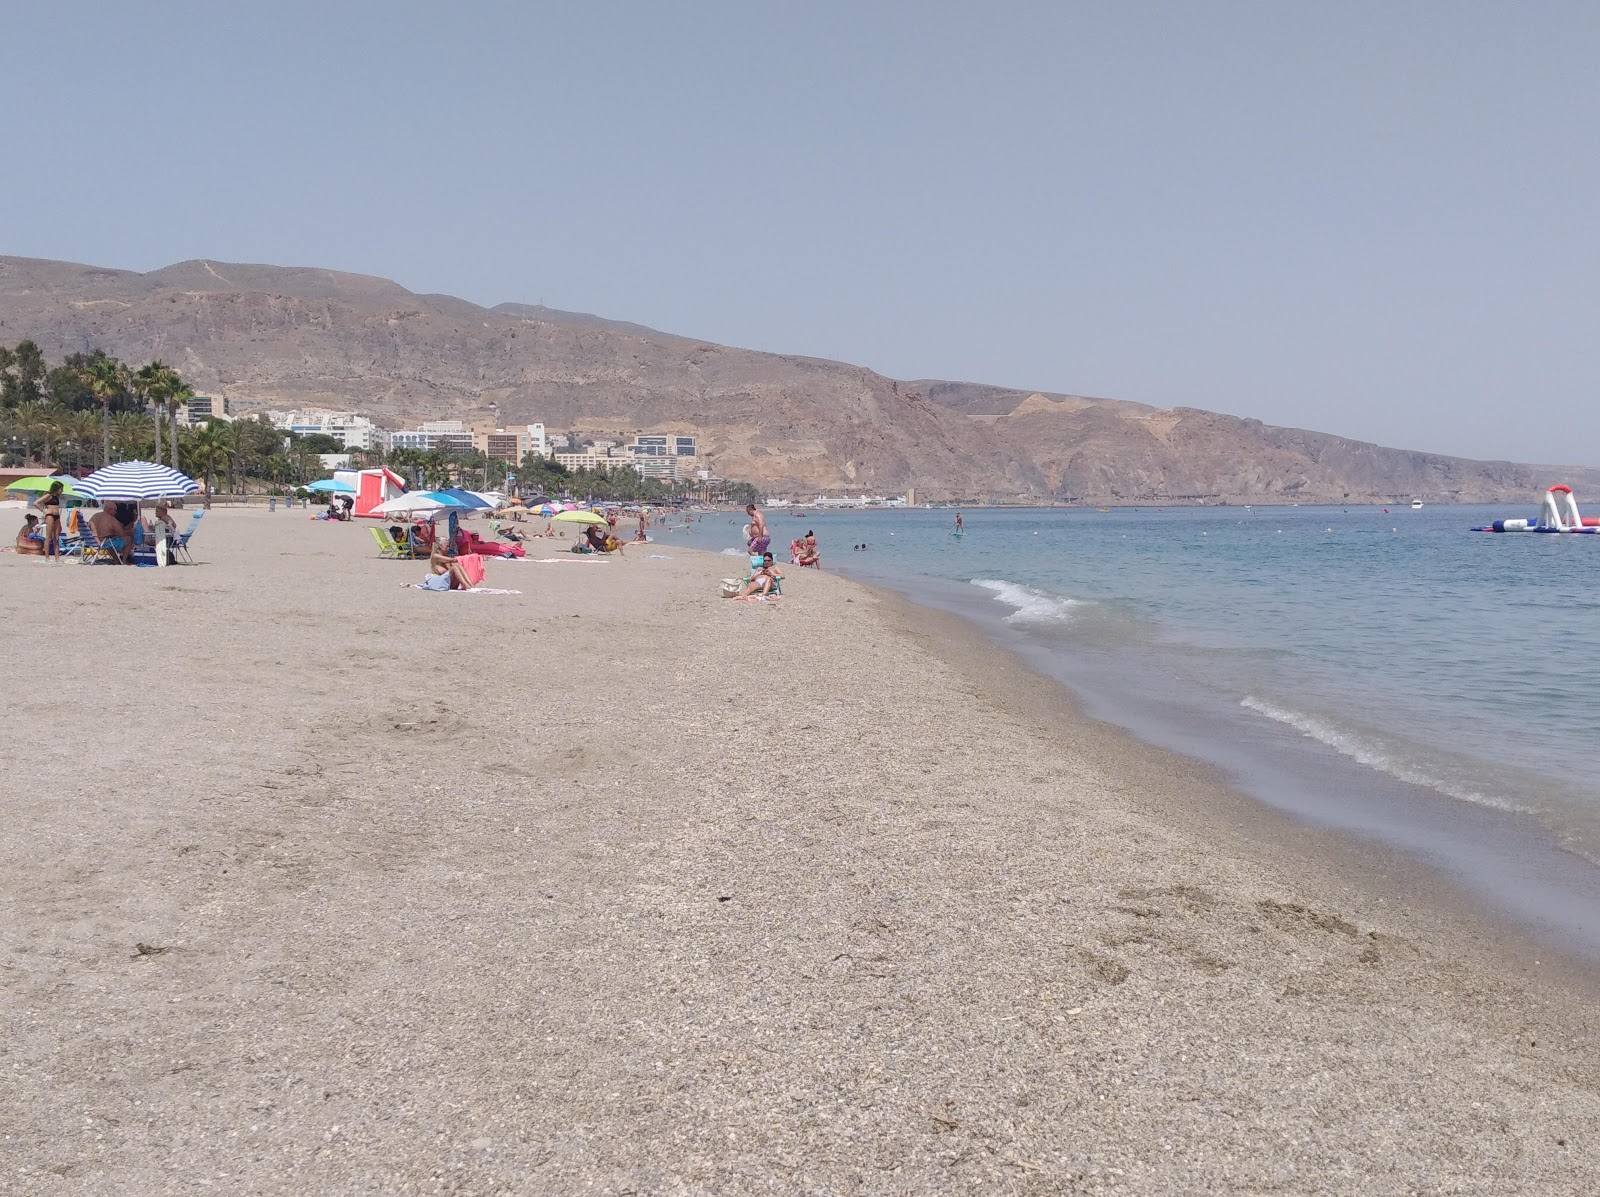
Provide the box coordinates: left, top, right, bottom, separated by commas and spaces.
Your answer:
552, 446, 624, 472
390, 419, 473, 454
266, 410, 384, 451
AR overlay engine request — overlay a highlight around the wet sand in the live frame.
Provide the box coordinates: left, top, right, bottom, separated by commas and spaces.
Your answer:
2, 508, 1597, 1194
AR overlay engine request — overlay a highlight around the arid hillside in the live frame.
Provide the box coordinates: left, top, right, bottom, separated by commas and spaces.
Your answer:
3, 255, 1593, 501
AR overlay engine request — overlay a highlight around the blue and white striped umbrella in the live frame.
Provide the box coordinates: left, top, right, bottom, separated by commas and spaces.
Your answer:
77, 461, 200, 501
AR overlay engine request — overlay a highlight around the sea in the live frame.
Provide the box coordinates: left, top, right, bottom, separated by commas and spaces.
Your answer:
662, 503, 1600, 956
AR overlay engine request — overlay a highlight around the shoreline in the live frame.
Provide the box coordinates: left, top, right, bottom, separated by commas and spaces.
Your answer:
857, 574, 1600, 999
5, 511, 1599, 1192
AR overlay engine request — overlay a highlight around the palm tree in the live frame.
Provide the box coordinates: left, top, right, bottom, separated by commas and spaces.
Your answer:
183, 422, 231, 507
111, 411, 152, 461
10, 403, 47, 463
166, 382, 192, 470
135, 361, 173, 464
66, 411, 101, 472
82, 356, 127, 467
225, 418, 253, 496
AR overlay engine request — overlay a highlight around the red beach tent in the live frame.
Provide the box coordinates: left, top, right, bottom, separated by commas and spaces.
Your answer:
335, 467, 407, 518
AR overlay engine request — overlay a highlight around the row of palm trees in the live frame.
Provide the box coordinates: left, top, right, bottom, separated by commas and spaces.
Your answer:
0, 355, 193, 473
0, 406, 344, 503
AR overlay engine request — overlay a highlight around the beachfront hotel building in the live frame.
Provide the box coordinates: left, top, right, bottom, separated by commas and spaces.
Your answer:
552, 445, 623, 472
471, 423, 549, 464
265, 410, 384, 451
549, 432, 700, 479
388, 420, 474, 454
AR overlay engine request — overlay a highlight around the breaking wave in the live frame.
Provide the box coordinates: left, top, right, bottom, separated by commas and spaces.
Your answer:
1239, 695, 1522, 813
971, 578, 1083, 626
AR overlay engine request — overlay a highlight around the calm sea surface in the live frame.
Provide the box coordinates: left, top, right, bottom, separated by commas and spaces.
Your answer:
661, 503, 1600, 951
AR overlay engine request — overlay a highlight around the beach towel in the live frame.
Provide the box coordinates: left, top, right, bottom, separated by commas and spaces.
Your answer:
457, 553, 487, 588
410, 583, 523, 594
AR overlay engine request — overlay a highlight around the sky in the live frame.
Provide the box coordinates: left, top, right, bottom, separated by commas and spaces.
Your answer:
3, 1, 1598, 464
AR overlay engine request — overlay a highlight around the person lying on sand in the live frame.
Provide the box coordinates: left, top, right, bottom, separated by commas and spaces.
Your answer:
15, 514, 44, 556
730, 552, 783, 598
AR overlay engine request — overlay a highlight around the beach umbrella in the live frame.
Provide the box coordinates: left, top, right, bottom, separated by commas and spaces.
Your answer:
306, 478, 355, 494
6, 475, 88, 498
432, 488, 491, 509
371, 492, 456, 517
77, 461, 199, 501
553, 510, 606, 526
469, 491, 509, 509
538, 504, 556, 516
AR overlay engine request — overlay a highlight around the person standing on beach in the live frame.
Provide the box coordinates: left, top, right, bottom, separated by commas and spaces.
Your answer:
33, 480, 63, 561
745, 503, 770, 556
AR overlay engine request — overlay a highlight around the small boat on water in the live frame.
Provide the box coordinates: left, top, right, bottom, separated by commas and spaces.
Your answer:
1410, 500, 1424, 509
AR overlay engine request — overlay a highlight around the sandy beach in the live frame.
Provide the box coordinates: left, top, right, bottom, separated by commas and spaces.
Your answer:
3, 508, 1598, 1195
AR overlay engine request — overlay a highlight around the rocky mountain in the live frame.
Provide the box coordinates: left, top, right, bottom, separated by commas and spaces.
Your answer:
2, 254, 1594, 502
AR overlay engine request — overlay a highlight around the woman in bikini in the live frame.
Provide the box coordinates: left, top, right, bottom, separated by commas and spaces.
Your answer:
32, 481, 64, 562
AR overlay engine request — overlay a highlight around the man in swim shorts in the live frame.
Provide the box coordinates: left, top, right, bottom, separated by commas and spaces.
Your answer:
745, 503, 770, 556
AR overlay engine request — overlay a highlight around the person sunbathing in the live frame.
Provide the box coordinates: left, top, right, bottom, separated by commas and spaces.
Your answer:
421, 539, 473, 591
732, 552, 783, 597
15, 514, 44, 556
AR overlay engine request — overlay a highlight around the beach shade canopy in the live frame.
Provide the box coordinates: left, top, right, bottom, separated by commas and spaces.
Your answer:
469, 491, 509, 509
429, 487, 491, 509
553, 510, 607, 526
77, 461, 199, 501
306, 478, 355, 494
6, 475, 88, 498
538, 504, 556, 516
370, 492, 457, 517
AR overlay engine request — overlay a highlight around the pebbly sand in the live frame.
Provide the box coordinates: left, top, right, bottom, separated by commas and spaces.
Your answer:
2, 508, 1597, 1195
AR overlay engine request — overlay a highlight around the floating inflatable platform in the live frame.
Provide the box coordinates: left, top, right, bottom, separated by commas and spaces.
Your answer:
1473, 484, 1600, 533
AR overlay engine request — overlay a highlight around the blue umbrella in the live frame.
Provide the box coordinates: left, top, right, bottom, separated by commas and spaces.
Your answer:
306, 479, 355, 494
432, 487, 491, 509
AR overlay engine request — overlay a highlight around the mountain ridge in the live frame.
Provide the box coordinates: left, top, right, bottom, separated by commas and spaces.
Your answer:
2, 254, 1595, 502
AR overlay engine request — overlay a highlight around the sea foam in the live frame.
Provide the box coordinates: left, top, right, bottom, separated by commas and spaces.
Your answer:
971, 578, 1082, 625
1239, 695, 1519, 813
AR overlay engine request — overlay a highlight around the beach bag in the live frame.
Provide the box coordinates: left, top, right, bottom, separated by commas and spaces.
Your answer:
719, 578, 742, 598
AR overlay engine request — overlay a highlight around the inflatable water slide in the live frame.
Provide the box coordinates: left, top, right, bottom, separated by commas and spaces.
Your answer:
1472, 485, 1600, 533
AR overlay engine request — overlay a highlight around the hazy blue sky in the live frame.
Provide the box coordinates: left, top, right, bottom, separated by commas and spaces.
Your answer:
4, 2, 1598, 463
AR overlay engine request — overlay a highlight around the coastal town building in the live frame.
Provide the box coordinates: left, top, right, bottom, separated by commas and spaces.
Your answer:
265, 410, 383, 451
548, 430, 700, 479
625, 433, 698, 460
389, 419, 473, 454
182, 395, 231, 424
552, 445, 622, 472
471, 423, 549, 464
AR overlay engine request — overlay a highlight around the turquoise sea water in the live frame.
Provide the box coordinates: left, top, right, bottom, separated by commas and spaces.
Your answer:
663, 504, 1600, 951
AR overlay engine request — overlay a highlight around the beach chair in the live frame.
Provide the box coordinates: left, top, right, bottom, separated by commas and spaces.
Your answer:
735, 568, 782, 597
169, 512, 204, 563
76, 524, 123, 565
370, 527, 408, 559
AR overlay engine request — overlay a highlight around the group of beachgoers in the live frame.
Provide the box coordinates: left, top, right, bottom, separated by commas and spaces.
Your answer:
408, 504, 653, 591
14, 480, 178, 565
725, 503, 786, 598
